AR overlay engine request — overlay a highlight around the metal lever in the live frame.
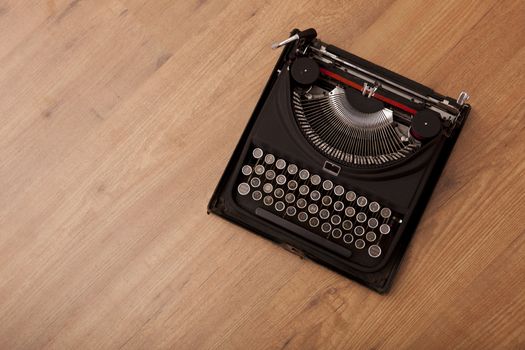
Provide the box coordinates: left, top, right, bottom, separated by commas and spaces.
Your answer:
271, 28, 317, 49
457, 91, 470, 106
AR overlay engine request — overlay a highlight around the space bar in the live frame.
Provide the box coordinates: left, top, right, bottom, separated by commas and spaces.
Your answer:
255, 208, 352, 258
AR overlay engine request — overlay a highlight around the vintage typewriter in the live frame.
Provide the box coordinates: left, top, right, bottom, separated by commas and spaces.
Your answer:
208, 28, 470, 293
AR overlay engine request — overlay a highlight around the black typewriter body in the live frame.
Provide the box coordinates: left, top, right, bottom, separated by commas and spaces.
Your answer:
208, 29, 470, 293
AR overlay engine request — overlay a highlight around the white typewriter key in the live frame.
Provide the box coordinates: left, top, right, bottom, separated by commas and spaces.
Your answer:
319, 209, 330, 220
321, 223, 332, 233
356, 212, 367, 223
368, 218, 379, 229
299, 185, 310, 196
299, 169, 310, 180
237, 182, 250, 196
310, 174, 321, 186
276, 174, 286, 185
265, 170, 276, 180
369, 201, 380, 213
380, 207, 392, 219
287, 180, 298, 191
287, 164, 298, 175
345, 207, 356, 217
264, 154, 275, 165
308, 203, 319, 214
250, 177, 261, 188
263, 183, 273, 194
366, 231, 377, 242
346, 191, 357, 202
331, 215, 341, 226
334, 185, 345, 196
263, 196, 274, 206
368, 245, 382, 258
310, 190, 321, 201
357, 196, 368, 207
252, 148, 263, 159
342, 220, 353, 230
355, 239, 366, 250
379, 224, 391, 235
343, 234, 354, 244
286, 206, 297, 216
309, 217, 319, 228
254, 165, 265, 175
332, 228, 342, 239
274, 188, 284, 198
275, 159, 286, 170
252, 191, 262, 201
285, 193, 296, 203
322, 180, 333, 191
321, 196, 332, 206
298, 212, 308, 222
241, 165, 252, 176
275, 201, 285, 212
296, 198, 307, 208
334, 201, 344, 211
354, 226, 365, 236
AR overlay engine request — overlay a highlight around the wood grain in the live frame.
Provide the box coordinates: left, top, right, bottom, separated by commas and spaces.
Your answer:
0, 0, 524, 349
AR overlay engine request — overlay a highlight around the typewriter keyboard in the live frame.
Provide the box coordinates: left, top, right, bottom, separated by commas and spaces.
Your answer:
236, 147, 402, 260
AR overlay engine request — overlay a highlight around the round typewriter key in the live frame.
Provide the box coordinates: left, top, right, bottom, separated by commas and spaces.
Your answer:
275, 159, 286, 170
299, 169, 310, 180
309, 217, 319, 228
274, 188, 284, 198
322, 180, 333, 191
356, 212, 367, 223
299, 185, 310, 196
286, 206, 297, 216
380, 207, 392, 219
310, 174, 321, 186
342, 220, 353, 231
263, 196, 274, 206
355, 239, 366, 250
263, 183, 273, 194
308, 203, 319, 214
264, 154, 275, 165
287, 164, 298, 175
285, 193, 296, 203
354, 226, 365, 236
241, 165, 252, 176
276, 174, 286, 185
275, 201, 285, 212
252, 148, 263, 159
250, 177, 261, 188
298, 211, 308, 222
368, 218, 379, 229
287, 180, 298, 191
366, 231, 377, 242
369, 201, 380, 213
334, 201, 344, 211
252, 190, 262, 201
343, 234, 354, 244
265, 170, 276, 181
319, 209, 330, 220
368, 245, 382, 258
334, 185, 345, 196
321, 223, 332, 233
345, 207, 356, 217
237, 182, 250, 196
310, 190, 321, 201
332, 228, 342, 239
254, 165, 265, 175
331, 215, 341, 226
346, 191, 357, 202
296, 198, 307, 209
357, 196, 368, 207
321, 195, 332, 206
380, 224, 391, 235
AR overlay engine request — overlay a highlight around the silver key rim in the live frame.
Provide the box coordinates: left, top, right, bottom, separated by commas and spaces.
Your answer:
345, 207, 356, 217
309, 217, 319, 227
299, 185, 310, 195
334, 185, 345, 196
264, 154, 275, 164
237, 182, 250, 195
310, 175, 321, 185
354, 226, 365, 236
286, 206, 297, 216
369, 201, 380, 213
274, 188, 284, 198
368, 245, 382, 258
252, 148, 263, 159
276, 174, 286, 185
287, 164, 298, 175
285, 193, 295, 203
319, 209, 330, 219
241, 165, 252, 176
342, 220, 353, 230
275, 159, 286, 170
296, 198, 307, 208
288, 180, 298, 190
355, 239, 366, 249
252, 191, 262, 201
346, 191, 357, 201
254, 165, 265, 175
368, 218, 378, 229
299, 169, 310, 180
334, 201, 344, 211
308, 204, 319, 214
331, 215, 341, 225
322, 180, 333, 191
275, 201, 285, 212
265, 170, 276, 180
356, 212, 367, 223
263, 196, 273, 206
332, 228, 342, 239
250, 178, 261, 188
298, 212, 308, 222
381, 207, 392, 219
321, 223, 332, 233
380, 224, 390, 235
310, 190, 321, 201
357, 196, 368, 207
343, 234, 354, 244
263, 183, 273, 193
366, 231, 377, 242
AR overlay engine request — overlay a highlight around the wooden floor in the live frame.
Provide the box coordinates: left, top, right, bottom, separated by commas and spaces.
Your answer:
0, 0, 524, 349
